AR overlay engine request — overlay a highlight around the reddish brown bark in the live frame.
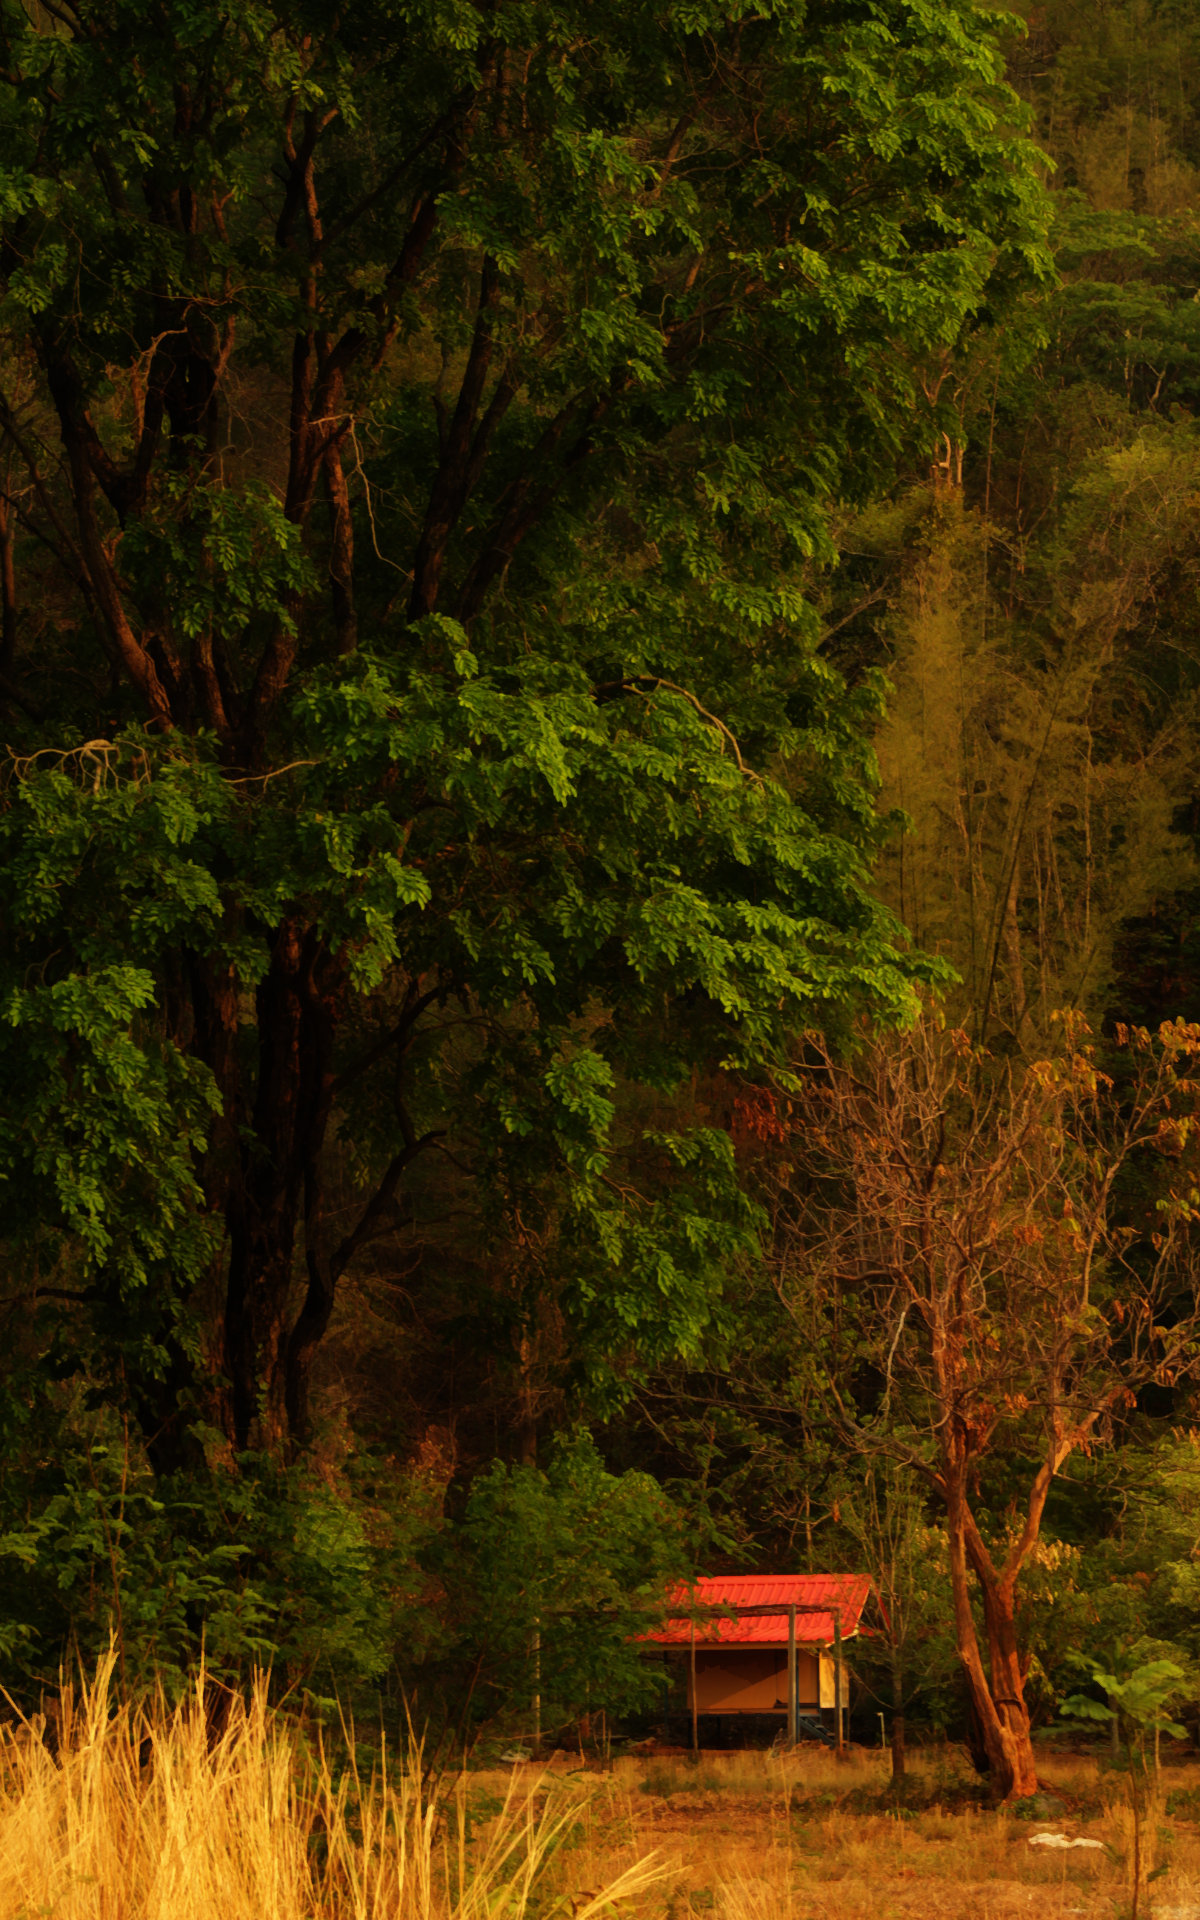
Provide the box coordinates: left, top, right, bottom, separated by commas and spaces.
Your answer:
322, 433, 357, 655
944, 1467, 1039, 1799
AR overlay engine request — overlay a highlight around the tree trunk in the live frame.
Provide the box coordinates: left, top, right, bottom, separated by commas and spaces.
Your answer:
221, 920, 338, 1451
945, 1474, 1039, 1800
975, 1556, 1039, 1797
0, 495, 16, 674
890, 1644, 907, 1783
962, 1675, 992, 1776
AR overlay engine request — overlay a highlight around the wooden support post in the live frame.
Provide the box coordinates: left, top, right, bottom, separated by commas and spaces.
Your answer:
788, 1604, 797, 1748
690, 1619, 698, 1759
834, 1614, 845, 1759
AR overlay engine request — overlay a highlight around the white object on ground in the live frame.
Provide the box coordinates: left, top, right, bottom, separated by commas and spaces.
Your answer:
1028, 1831, 1105, 1851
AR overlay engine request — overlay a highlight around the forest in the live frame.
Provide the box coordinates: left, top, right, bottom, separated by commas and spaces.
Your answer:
4, 0, 1200, 1844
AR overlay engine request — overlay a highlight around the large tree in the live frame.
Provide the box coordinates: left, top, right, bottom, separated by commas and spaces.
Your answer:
773, 1014, 1200, 1799
0, 0, 1048, 1469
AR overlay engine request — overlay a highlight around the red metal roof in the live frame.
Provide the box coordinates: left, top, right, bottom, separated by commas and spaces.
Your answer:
644, 1574, 874, 1648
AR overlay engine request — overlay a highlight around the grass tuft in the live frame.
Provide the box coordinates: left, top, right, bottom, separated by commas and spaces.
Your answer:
0, 1650, 671, 1920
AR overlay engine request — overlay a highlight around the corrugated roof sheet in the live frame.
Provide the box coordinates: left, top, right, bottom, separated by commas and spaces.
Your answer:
644, 1573, 874, 1647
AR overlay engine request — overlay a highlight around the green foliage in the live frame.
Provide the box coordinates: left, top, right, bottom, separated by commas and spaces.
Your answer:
838, 1464, 958, 1733
1061, 1652, 1187, 1743
435, 1432, 690, 1735
1064, 1435, 1200, 1723
1061, 1645, 1185, 1912
0, 1398, 423, 1700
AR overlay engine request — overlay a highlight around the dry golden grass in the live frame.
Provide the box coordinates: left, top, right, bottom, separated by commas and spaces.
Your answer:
600, 1745, 1200, 1920
0, 1653, 670, 1920
8, 1669, 1200, 1920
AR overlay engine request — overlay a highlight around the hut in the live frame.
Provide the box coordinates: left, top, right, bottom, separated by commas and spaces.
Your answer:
643, 1573, 879, 1746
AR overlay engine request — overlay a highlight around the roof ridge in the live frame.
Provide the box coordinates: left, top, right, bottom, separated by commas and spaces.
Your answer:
686, 1573, 870, 1586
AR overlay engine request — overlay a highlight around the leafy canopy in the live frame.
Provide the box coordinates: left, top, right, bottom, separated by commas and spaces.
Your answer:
0, 0, 1049, 1521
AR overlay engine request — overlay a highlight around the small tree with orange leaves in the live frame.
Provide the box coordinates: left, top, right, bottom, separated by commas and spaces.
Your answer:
772, 1013, 1200, 1802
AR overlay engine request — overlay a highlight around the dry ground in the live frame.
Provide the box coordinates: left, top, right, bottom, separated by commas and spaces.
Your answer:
471, 1746, 1200, 1920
